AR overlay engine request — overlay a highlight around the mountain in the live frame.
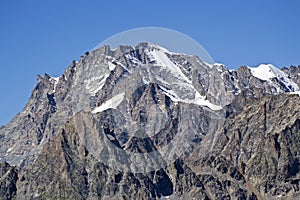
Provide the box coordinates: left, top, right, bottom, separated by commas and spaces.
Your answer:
0, 43, 299, 199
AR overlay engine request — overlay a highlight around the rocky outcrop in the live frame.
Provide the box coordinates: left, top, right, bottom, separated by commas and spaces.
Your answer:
282, 65, 300, 87
0, 162, 18, 200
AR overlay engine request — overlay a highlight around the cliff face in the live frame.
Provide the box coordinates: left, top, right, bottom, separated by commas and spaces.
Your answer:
282, 65, 300, 87
0, 43, 299, 199
10, 94, 300, 200
198, 94, 300, 199
0, 162, 18, 200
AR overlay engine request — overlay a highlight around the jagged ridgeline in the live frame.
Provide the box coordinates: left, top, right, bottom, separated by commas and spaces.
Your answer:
0, 43, 300, 199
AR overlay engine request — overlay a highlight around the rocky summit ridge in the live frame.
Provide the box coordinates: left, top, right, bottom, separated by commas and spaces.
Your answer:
0, 43, 299, 199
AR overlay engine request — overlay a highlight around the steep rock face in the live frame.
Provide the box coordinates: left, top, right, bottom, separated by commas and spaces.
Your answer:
196, 94, 300, 199
0, 162, 18, 200
282, 65, 300, 88
0, 74, 58, 167
1, 43, 300, 199
12, 93, 300, 199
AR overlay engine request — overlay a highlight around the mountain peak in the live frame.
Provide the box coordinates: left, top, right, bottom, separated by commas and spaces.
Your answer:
1, 43, 300, 199
248, 63, 299, 92
249, 64, 278, 81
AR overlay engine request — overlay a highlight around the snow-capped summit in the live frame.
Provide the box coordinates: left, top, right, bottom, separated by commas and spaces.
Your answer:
249, 64, 277, 81
249, 64, 299, 93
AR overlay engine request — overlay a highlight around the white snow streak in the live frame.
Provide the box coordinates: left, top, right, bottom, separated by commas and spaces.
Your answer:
143, 47, 221, 110
7, 147, 13, 153
85, 74, 110, 94
147, 49, 192, 84
290, 91, 300, 96
92, 92, 125, 113
160, 86, 222, 110
50, 76, 60, 93
108, 61, 116, 71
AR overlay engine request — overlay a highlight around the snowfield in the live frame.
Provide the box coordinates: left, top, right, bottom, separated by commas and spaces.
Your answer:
92, 92, 125, 113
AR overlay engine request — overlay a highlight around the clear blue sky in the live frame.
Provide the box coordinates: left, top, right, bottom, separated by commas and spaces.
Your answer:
0, 0, 300, 125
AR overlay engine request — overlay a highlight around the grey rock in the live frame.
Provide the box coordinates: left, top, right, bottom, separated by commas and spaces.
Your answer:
0, 43, 299, 199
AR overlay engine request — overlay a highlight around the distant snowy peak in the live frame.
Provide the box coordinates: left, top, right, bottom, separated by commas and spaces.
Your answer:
249, 64, 299, 92
249, 64, 278, 81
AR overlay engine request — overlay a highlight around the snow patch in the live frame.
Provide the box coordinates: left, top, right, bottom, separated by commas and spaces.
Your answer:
52, 77, 59, 82
125, 54, 142, 65
214, 63, 225, 67
92, 92, 125, 114
160, 86, 222, 110
160, 194, 180, 200
116, 61, 132, 73
7, 147, 13, 153
108, 61, 116, 71
194, 92, 222, 110
50, 76, 60, 93
106, 55, 132, 73
85, 74, 110, 94
203, 62, 225, 69
290, 91, 300, 96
